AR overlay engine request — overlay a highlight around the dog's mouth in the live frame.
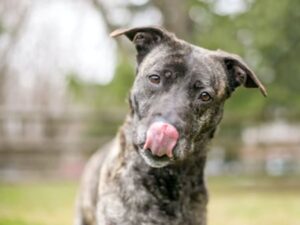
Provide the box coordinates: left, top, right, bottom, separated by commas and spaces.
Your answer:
139, 147, 175, 168
142, 146, 173, 160
138, 121, 179, 168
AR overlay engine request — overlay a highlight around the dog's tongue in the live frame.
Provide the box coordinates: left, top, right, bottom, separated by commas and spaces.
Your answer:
143, 122, 179, 158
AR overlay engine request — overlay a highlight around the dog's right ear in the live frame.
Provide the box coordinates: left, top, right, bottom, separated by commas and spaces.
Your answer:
110, 26, 167, 64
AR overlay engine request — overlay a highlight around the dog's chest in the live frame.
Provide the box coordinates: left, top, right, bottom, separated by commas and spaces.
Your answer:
96, 161, 207, 225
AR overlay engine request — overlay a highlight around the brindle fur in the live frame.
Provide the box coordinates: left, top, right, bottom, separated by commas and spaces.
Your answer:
75, 26, 266, 225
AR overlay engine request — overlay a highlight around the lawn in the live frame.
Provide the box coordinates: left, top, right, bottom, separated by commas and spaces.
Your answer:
0, 182, 77, 225
0, 176, 299, 225
207, 176, 300, 225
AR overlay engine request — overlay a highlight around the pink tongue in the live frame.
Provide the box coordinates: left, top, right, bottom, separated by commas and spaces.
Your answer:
143, 122, 179, 158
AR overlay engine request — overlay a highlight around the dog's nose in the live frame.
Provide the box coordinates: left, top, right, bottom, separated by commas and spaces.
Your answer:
143, 122, 179, 158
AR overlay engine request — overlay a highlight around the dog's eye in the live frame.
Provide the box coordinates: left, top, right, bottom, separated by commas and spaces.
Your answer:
148, 74, 161, 84
199, 91, 212, 102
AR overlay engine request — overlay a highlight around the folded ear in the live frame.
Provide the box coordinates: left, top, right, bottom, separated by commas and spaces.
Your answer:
213, 50, 267, 97
110, 26, 168, 64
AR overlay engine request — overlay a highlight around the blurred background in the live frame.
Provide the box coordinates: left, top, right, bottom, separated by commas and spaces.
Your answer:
0, 0, 299, 225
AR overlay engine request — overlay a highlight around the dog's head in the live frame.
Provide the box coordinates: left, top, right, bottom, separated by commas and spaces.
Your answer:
111, 26, 266, 168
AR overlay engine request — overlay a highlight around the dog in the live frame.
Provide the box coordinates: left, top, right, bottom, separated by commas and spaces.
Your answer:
75, 26, 267, 225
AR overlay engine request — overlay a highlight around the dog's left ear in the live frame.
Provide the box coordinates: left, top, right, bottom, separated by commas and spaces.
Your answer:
110, 26, 168, 64
212, 50, 267, 97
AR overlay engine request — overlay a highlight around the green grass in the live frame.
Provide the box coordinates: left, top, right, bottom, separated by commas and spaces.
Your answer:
0, 182, 77, 225
0, 176, 299, 225
207, 176, 300, 225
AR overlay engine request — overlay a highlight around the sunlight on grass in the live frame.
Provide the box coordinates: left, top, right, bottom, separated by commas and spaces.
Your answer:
208, 190, 300, 225
207, 176, 300, 225
0, 183, 77, 225
0, 177, 299, 225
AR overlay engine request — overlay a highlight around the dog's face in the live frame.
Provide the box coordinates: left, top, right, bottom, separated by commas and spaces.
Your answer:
111, 27, 266, 168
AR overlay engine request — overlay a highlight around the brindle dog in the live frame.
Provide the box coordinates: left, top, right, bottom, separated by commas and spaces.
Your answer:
75, 26, 267, 225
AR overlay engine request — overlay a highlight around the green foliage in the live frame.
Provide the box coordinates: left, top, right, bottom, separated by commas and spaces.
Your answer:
191, 0, 300, 122
67, 55, 134, 109
67, 55, 135, 138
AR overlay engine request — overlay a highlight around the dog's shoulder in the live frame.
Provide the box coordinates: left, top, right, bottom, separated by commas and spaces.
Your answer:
76, 138, 122, 225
